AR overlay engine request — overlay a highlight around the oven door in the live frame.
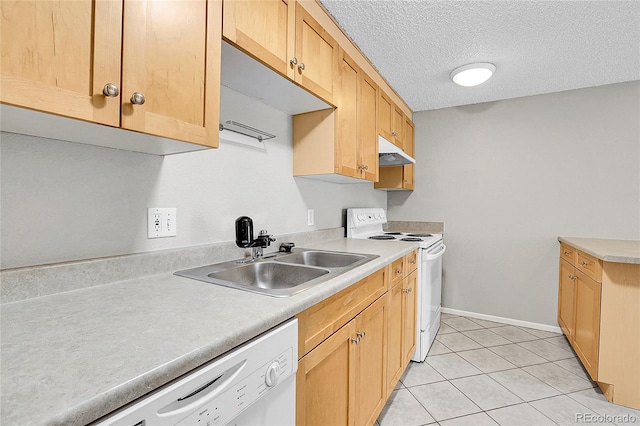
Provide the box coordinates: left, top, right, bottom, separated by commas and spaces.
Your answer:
419, 242, 446, 333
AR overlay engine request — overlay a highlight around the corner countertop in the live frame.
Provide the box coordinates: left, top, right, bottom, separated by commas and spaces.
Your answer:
558, 237, 640, 264
0, 238, 418, 425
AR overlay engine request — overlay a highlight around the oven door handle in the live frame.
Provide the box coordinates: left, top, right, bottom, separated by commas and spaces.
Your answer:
425, 243, 446, 260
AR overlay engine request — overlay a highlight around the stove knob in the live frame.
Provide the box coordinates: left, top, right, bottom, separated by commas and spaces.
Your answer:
265, 361, 280, 387
357, 214, 364, 221
374, 213, 380, 219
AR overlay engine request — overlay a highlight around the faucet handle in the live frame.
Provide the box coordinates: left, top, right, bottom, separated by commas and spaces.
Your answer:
259, 229, 268, 236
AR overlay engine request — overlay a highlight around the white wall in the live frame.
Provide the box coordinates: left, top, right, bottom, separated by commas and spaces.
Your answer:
0, 87, 386, 269
388, 81, 640, 326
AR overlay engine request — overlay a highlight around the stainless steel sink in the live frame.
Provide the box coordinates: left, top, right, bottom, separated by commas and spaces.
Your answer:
273, 251, 366, 268
208, 262, 329, 290
175, 248, 378, 297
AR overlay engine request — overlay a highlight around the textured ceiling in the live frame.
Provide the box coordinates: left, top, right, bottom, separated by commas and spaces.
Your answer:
319, 0, 640, 111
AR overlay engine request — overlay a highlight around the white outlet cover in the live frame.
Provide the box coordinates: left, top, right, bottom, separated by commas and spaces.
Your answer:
307, 209, 314, 226
148, 208, 177, 238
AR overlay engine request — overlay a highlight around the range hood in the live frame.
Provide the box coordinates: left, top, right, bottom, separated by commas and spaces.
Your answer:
378, 135, 416, 166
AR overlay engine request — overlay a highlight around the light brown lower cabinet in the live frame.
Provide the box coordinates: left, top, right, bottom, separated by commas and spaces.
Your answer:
558, 242, 640, 410
296, 250, 419, 425
297, 295, 387, 426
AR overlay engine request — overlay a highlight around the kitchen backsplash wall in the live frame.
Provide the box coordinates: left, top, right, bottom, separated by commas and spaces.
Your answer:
1, 86, 386, 269
388, 80, 640, 327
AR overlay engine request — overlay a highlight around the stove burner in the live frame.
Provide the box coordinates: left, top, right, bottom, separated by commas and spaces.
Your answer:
401, 237, 423, 242
384, 232, 402, 235
407, 233, 433, 237
369, 235, 396, 240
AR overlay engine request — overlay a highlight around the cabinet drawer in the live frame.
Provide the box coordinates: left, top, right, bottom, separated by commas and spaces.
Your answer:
391, 257, 405, 286
296, 267, 387, 357
560, 243, 577, 264
405, 250, 418, 274
576, 250, 602, 282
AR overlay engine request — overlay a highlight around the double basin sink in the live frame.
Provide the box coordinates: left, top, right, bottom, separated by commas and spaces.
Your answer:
175, 249, 379, 297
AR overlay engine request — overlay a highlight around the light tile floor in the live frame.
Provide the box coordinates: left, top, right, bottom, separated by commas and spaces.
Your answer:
377, 313, 640, 426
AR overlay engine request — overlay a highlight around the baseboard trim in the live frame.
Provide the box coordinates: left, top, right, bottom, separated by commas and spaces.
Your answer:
441, 307, 562, 334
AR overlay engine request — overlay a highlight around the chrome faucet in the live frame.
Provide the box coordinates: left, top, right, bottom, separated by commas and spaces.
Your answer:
249, 229, 276, 259
235, 216, 276, 262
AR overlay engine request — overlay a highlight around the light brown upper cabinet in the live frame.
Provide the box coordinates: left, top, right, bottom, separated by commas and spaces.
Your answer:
392, 105, 404, 148
1, 0, 221, 149
293, 48, 378, 182
375, 116, 415, 190
378, 90, 394, 142
0, 1, 122, 127
223, 0, 337, 104
222, 0, 294, 77
121, 1, 221, 147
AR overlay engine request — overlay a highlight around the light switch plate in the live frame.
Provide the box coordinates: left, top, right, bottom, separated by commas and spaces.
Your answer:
148, 208, 177, 238
307, 209, 314, 226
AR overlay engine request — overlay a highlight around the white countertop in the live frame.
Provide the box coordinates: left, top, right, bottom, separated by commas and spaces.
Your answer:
558, 237, 640, 264
0, 238, 418, 425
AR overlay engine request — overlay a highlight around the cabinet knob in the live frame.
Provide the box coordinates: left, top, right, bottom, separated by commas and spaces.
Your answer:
290, 57, 298, 66
563, 250, 570, 255
410, 260, 416, 264
569, 274, 576, 280
102, 83, 119, 97
402, 288, 413, 294
363, 165, 369, 170
580, 261, 588, 266
356, 331, 366, 339
130, 92, 146, 105
351, 337, 360, 344
396, 269, 402, 275
392, 131, 398, 137
298, 63, 305, 71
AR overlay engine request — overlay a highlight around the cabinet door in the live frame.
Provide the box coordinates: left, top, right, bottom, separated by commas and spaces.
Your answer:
573, 269, 601, 380
355, 296, 388, 426
386, 283, 404, 397
121, 0, 220, 147
297, 321, 356, 426
0, 0, 122, 126
402, 117, 415, 190
359, 73, 379, 182
558, 259, 576, 339
378, 90, 393, 141
335, 50, 360, 179
403, 269, 418, 364
222, 0, 294, 77
294, 3, 337, 104
392, 105, 404, 148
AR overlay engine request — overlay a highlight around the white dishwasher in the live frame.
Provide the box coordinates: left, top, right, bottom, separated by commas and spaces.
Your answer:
98, 318, 297, 426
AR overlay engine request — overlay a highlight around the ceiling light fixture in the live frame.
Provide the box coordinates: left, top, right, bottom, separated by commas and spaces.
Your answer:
451, 63, 496, 87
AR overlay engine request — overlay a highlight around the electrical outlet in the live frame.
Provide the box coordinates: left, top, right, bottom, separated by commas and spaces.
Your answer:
307, 209, 314, 226
148, 208, 177, 238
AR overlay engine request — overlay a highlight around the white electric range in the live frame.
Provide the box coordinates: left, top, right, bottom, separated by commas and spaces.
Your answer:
346, 208, 446, 362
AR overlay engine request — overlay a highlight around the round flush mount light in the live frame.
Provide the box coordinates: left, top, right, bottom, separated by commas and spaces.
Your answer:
451, 63, 496, 87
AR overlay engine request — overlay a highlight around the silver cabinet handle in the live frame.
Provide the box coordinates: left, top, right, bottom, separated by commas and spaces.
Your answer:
298, 63, 305, 71
103, 83, 119, 97
290, 57, 297, 66
130, 92, 146, 105
568, 274, 576, 280
356, 331, 366, 339
351, 337, 360, 344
